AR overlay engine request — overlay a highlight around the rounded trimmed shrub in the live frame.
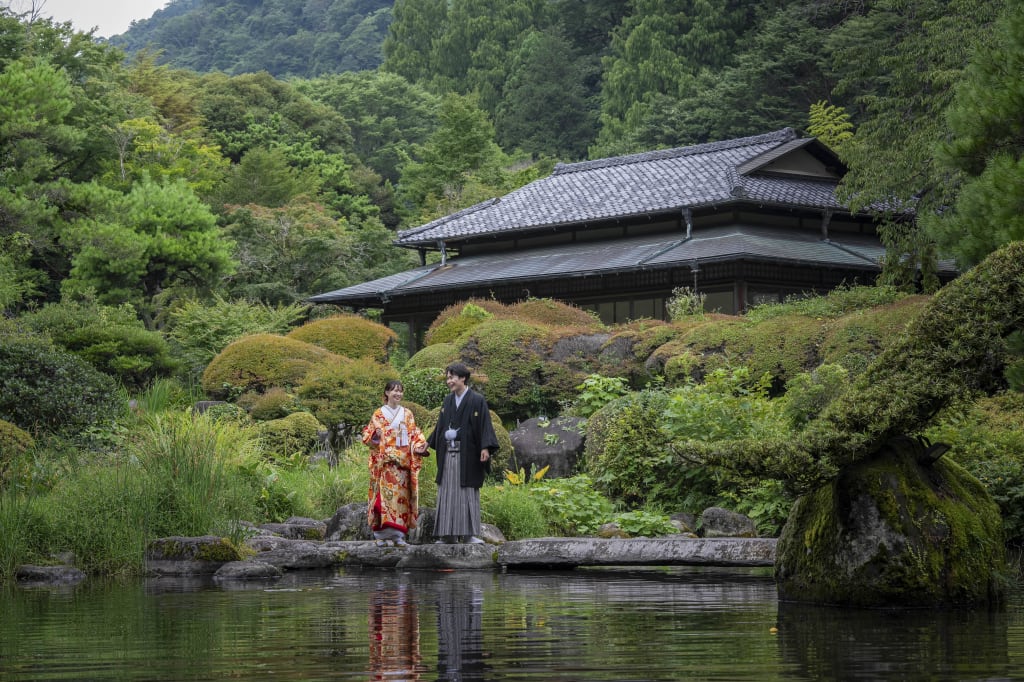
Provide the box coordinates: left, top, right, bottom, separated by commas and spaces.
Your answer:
296, 357, 400, 434
425, 299, 508, 346
201, 333, 338, 399
400, 367, 448, 408
258, 411, 325, 457
248, 387, 301, 421
287, 314, 397, 363
404, 342, 458, 371
508, 298, 602, 328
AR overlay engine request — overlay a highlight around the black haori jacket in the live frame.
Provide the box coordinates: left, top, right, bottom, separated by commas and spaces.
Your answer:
427, 388, 499, 489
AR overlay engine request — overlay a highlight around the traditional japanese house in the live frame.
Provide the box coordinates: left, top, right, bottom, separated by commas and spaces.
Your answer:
310, 128, 953, 352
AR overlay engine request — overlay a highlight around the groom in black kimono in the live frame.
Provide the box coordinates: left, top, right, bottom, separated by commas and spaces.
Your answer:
427, 362, 499, 544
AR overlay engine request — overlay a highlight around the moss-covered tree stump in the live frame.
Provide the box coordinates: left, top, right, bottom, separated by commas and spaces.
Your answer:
775, 437, 1006, 607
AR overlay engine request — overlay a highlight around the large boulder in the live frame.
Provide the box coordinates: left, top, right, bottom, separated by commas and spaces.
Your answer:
508, 416, 585, 478
775, 436, 1006, 607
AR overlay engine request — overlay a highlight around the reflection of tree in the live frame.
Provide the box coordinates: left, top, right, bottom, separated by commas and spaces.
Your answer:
435, 575, 489, 682
776, 600, 1010, 679
368, 580, 421, 681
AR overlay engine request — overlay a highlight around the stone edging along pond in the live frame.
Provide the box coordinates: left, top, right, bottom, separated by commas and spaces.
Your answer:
142, 535, 778, 582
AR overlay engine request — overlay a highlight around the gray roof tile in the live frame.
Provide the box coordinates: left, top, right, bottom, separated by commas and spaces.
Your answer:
396, 128, 853, 246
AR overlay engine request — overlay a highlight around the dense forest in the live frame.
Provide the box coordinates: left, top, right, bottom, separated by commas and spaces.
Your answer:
0, 0, 1018, 327
2, 0, 1024, 579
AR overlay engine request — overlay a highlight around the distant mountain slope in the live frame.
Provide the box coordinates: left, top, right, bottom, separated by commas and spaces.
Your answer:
109, 0, 392, 77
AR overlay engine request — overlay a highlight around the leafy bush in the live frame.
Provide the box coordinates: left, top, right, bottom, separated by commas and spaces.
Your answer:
529, 474, 615, 536
248, 387, 302, 421
296, 356, 400, 433
425, 301, 494, 345
403, 341, 459, 371
400, 366, 448, 408
610, 510, 677, 537
744, 284, 911, 322
166, 296, 307, 379
663, 367, 790, 443
0, 419, 33, 486
570, 374, 629, 418
287, 314, 397, 363
508, 298, 601, 328
257, 412, 325, 459
0, 332, 121, 435
782, 364, 850, 427
201, 333, 338, 398
666, 286, 706, 321
19, 300, 178, 389
480, 484, 551, 540
718, 480, 794, 537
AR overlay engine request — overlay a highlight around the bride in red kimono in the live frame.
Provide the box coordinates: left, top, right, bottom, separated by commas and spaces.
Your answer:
361, 380, 428, 547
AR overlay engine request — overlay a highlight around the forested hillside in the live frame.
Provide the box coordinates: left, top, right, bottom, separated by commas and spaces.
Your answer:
1, 0, 1022, 325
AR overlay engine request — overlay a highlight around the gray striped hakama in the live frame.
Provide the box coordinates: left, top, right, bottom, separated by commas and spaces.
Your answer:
433, 441, 481, 537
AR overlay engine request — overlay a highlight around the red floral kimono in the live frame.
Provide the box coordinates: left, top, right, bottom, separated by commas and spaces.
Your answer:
361, 405, 427, 535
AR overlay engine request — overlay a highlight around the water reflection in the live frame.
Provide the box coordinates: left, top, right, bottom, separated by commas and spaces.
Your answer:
1, 568, 1022, 681
368, 577, 422, 681
434, 573, 489, 682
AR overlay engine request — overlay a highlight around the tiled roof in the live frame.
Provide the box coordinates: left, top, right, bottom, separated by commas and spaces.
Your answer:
309, 225, 894, 305
396, 129, 852, 246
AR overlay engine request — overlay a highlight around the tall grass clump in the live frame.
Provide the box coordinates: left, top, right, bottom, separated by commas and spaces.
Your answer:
0, 489, 49, 581
480, 484, 551, 540
134, 413, 261, 540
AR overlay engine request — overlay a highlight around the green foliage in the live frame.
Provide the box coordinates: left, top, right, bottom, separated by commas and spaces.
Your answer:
286, 314, 397, 363
571, 374, 629, 418
609, 510, 677, 538
19, 300, 178, 390
0, 489, 49, 581
247, 387, 302, 421
60, 177, 235, 327
166, 296, 307, 380
0, 419, 33, 484
807, 101, 853, 153
528, 474, 616, 536
425, 302, 494, 345
926, 392, 1024, 546
480, 484, 552, 540
400, 367, 449, 408
0, 332, 121, 436
718, 480, 793, 538
743, 285, 911, 322
296, 357, 400, 433
257, 412, 325, 460
403, 342, 459, 371
201, 333, 338, 399
666, 286, 706, 321
1007, 330, 1024, 392
782, 364, 850, 428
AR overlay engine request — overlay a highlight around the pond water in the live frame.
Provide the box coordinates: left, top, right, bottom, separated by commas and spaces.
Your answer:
1, 566, 1022, 681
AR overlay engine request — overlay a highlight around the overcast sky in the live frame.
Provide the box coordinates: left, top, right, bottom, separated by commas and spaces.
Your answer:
4, 0, 169, 38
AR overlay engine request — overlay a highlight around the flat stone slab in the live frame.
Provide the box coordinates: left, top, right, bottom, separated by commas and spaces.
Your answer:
496, 537, 777, 568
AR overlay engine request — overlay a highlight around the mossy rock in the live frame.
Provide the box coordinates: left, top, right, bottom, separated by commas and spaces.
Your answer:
287, 314, 397, 363
201, 333, 338, 399
258, 412, 325, 457
775, 438, 1007, 607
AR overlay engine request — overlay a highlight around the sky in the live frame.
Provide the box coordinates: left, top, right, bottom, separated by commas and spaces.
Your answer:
5, 0, 169, 38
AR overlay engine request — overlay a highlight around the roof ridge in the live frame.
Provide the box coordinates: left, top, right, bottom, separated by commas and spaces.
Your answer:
397, 197, 501, 240
552, 128, 797, 176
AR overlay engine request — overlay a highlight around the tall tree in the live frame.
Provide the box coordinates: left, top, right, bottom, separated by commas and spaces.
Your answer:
923, 2, 1024, 268
829, 0, 1005, 288
60, 178, 235, 328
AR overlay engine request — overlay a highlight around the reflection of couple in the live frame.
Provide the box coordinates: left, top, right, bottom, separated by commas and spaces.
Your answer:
368, 580, 421, 681
367, 575, 488, 682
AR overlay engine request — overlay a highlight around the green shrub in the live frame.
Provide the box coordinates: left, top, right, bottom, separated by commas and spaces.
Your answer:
480, 484, 551, 540
166, 296, 307, 379
0, 332, 121, 435
818, 296, 930, 376
570, 374, 629, 418
610, 510, 677, 537
248, 387, 302, 421
744, 284, 911, 322
19, 300, 178, 390
782, 364, 850, 427
296, 357, 400, 434
257, 412, 325, 459
425, 302, 494, 345
666, 286, 707, 321
287, 314, 397, 363
400, 367, 449, 408
508, 298, 601, 328
528, 475, 615, 536
404, 342, 459, 371
201, 333, 338, 399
